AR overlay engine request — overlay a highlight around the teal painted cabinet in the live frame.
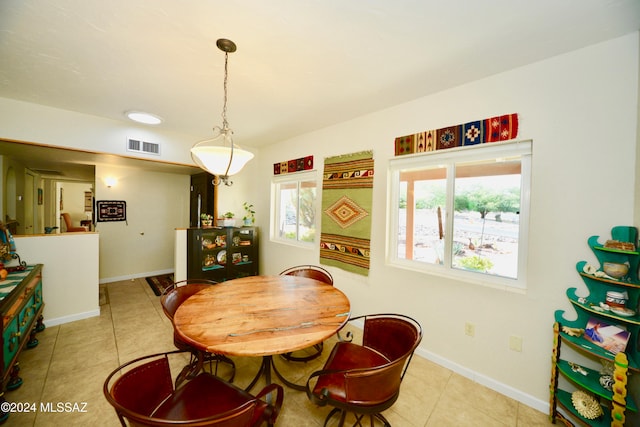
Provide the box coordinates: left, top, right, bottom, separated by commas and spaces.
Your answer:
0, 264, 45, 423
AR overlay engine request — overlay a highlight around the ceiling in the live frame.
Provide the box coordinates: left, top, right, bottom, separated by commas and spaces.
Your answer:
0, 0, 639, 179
0, 139, 200, 182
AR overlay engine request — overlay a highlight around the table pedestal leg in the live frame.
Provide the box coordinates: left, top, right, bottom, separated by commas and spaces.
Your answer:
246, 356, 272, 392
245, 355, 307, 392
175, 351, 204, 388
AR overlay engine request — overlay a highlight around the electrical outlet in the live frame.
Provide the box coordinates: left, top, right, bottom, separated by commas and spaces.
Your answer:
509, 335, 523, 352
464, 322, 475, 337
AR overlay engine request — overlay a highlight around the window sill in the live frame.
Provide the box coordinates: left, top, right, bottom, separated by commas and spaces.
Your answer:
386, 258, 527, 294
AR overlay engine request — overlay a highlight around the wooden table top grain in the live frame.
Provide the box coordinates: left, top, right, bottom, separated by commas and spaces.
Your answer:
173, 275, 351, 357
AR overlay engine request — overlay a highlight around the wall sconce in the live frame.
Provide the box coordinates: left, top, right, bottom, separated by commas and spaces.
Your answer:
105, 177, 117, 188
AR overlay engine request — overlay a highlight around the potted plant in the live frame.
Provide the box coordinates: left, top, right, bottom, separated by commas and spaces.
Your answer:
200, 213, 213, 227
242, 202, 255, 226
221, 211, 235, 227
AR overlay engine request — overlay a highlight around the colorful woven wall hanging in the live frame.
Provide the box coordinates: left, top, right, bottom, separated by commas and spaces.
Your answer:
273, 156, 313, 175
395, 113, 518, 156
96, 200, 127, 223
320, 151, 373, 276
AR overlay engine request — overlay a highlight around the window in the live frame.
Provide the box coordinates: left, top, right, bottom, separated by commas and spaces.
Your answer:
271, 171, 317, 246
387, 140, 531, 289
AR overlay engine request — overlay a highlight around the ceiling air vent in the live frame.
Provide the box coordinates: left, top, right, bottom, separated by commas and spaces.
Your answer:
127, 138, 160, 155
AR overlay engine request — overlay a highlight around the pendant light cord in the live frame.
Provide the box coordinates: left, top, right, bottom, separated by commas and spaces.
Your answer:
221, 50, 234, 182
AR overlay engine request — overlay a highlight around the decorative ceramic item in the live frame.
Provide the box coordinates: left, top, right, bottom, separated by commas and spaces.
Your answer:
217, 250, 227, 265
571, 390, 603, 420
562, 326, 584, 337
203, 254, 215, 267
200, 213, 213, 227
569, 362, 587, 376
600, 359, 614, 376
242, 202, 255, 226
599, 374, 614, 391
610, 306, 636, 317
605, 290, 628, 308
582, 264, 597, 275
602, 262, 629, 279
220, 211, 235, 227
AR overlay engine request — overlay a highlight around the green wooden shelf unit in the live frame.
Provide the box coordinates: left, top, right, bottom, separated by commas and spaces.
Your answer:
550, 226, 639, 426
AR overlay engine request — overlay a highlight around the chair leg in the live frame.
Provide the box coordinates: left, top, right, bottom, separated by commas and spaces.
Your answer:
373, 413, 391, 427
324, 407, 347, 427
330, 411, 391, 427
203, 353, 236, 382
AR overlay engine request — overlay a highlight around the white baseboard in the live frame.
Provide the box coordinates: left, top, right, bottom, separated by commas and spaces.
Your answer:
45, 309, 101, 327
99, 269, 174, 284
336, 318, 548, 414
415, 347, 549, 414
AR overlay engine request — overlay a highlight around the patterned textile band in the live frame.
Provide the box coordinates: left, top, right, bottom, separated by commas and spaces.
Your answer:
394, 113, 519, 155
320, 151, 373, 276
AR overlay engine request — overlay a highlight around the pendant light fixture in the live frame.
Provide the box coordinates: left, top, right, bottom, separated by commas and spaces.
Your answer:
191, 38, 254, 186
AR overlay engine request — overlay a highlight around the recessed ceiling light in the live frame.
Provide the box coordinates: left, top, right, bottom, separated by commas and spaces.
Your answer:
125, 111, 163, 125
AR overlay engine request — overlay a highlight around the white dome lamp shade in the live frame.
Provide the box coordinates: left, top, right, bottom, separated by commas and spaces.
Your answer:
191, 132, 254, 180
190, 38, 253, 186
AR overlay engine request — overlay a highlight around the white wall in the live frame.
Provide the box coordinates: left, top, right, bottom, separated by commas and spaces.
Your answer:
253, 33, 640, 411
94, 164, 191, 281
14, 233, 100, 325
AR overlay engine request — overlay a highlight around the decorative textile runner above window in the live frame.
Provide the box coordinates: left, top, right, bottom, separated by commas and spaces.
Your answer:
320, 151, 373, 276
394, 113, 518, 155
273, 155, 314, 175
96, 200, 127, 223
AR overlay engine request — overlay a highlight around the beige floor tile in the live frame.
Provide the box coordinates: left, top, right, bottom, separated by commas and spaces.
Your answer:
443, 373, 518, 423
2, 278, 546, 426
427, 390, 512, 427
517, 403, 553, 426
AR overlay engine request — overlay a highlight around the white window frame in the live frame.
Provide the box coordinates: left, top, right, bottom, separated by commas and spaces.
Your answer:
270, 170, 318, 248
386, 140, 532, 291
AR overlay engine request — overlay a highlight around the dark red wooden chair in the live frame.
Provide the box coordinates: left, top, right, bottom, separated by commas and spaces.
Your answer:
104, 350, 282, 427
161, 279, 235, 382
305, 313, 422, 426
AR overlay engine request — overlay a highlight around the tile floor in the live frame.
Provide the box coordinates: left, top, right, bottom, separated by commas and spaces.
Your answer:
7, 278, 551, 426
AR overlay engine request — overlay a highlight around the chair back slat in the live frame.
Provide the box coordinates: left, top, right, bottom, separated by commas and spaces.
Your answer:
161, 284, 211, 319
111, 356, 174, 419
160, 280, 217, 320
343, 359, 405, 405
280, 265, 334, 285
363, 316, 420, 362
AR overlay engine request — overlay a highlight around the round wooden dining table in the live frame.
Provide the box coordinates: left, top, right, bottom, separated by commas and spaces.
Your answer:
173, 275, 351, 390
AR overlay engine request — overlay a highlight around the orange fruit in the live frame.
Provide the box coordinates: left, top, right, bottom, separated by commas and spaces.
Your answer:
0, 269, 7, 280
